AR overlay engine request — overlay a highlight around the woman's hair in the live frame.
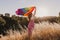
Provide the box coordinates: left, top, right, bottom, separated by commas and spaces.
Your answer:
28, 13, 32, 20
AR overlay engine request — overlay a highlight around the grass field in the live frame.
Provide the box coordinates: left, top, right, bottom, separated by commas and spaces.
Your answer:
0, 22, 60, 40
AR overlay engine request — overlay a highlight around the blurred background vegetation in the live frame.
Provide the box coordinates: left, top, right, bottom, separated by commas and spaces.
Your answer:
0, 13, 60, 35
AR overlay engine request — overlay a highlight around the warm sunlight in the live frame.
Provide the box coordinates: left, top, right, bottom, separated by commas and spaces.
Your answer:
36, 7, 48, 17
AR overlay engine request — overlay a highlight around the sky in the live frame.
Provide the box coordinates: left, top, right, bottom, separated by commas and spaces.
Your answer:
0, 0, 60, 17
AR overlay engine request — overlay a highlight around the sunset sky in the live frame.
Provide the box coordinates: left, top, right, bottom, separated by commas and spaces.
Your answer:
0, 0, 60, 17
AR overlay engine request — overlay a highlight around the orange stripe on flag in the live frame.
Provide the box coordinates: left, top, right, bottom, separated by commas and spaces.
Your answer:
24, 7, 36, 16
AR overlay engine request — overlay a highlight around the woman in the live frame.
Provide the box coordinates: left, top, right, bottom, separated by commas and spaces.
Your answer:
27, 13, 35, 40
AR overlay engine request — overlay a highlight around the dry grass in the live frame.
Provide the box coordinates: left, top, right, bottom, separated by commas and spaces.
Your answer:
0, 22, 60, 40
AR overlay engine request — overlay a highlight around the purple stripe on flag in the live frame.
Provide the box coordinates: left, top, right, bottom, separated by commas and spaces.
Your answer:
16, 9, 24, 15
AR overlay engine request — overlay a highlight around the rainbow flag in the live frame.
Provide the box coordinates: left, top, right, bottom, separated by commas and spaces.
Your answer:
16, 6, 36, 16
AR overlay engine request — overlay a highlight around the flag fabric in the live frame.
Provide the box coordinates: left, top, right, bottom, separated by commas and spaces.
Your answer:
16, 6, 36, 16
